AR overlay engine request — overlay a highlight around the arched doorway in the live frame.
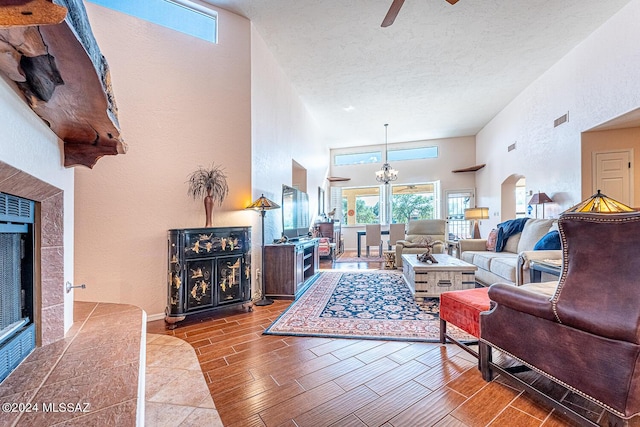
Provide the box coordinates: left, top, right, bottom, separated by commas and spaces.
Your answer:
501, 174, 525, 221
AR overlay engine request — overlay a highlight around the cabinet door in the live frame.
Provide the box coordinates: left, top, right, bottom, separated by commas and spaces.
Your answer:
185, 260, 214, 311
216, 255, 244, 305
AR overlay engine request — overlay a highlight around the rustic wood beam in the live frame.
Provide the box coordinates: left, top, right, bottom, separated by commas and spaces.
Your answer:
0, 0, 126, 168
0, 0, 67, 27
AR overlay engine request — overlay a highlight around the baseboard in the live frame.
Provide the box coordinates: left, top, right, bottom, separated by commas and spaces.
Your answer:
146, 312, 166, 322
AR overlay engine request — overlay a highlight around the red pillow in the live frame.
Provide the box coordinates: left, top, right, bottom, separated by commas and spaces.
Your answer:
486, 229, 498, 251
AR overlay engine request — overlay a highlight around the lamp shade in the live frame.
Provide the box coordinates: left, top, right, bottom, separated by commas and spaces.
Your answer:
246, 194, 280, 211
464, 207, 489, 220
564, 190, 634, 213
528, 192, 553, 205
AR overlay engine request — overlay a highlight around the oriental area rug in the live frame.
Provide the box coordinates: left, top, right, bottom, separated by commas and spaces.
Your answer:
264, 271, 473, 342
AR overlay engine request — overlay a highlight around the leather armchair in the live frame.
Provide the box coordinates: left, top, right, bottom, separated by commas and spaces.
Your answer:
479, 212, 640, 425
395, 219, 446, 268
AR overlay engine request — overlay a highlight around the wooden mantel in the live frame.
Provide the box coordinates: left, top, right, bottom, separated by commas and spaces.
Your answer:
0, 0, 126, 168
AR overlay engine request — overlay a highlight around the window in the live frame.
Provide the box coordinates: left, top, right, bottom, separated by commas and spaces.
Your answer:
391, 184, 438, 223
388, 146, 438, 161
334, 151, 381, 166
341, 187, 380, 225
339, 183, 439, 226
88, 0, 217, 43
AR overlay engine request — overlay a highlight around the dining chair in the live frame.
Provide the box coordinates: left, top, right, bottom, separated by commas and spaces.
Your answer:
387, 223, 406, 250
365, 224, 382, 257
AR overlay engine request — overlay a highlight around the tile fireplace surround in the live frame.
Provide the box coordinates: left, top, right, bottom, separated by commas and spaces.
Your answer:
0, 160, 65, 346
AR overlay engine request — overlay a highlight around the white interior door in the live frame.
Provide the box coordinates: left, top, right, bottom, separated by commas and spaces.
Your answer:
593, 150, 633, 206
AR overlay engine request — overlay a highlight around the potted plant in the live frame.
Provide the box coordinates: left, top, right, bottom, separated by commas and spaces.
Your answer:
187, 163, 229, 227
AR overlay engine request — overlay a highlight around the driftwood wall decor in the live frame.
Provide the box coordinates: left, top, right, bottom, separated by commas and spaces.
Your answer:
0, 0, 126, 168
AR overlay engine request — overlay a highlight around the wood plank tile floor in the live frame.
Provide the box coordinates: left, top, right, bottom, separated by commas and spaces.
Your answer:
147, 259, 637, 427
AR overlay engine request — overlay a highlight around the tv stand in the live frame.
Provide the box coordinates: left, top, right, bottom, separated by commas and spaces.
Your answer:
264, 238, 319, 299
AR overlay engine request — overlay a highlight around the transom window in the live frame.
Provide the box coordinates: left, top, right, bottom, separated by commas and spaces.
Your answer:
333, 145, 438, 166
88, 0, 218, 43
388, 146, 438, 161
334, 151, 381, 166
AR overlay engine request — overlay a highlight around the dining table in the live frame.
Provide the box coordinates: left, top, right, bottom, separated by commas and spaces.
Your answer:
356, 229, 390, 257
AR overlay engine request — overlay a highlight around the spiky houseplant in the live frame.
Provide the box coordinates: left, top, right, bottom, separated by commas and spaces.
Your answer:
187, 164, 229, 227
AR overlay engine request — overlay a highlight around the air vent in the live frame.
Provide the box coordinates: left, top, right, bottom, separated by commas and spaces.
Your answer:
0, 193, 35, 224
554, 112, 569, 128
508, 142, 517, 152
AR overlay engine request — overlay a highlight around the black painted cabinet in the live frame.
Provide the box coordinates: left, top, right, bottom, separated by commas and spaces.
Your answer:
166, 227, 251, 326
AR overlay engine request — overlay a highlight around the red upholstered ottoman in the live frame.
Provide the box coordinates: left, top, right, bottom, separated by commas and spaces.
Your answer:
439, 287, 491, 358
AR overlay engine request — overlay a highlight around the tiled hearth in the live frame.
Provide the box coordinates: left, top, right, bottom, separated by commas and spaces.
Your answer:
0, 302, 145, 426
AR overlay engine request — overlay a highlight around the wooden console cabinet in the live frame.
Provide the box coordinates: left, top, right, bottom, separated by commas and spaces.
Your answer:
165, 227, 252, 327
264, 239, 319, 299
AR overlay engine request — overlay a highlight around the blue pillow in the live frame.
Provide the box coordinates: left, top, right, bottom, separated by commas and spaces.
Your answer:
534, 230, 561, 250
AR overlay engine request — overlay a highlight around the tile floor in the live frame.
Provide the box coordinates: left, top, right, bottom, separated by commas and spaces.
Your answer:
145, 333, 223, 426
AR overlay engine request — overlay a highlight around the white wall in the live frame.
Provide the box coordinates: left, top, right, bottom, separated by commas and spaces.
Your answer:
0, 78, 75, 331
475, 0, 640, 235
75, 3, 252, 318
250, 26, 329, 256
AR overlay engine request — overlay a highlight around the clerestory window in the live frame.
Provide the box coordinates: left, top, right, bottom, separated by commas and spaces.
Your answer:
88, 0, 218, 43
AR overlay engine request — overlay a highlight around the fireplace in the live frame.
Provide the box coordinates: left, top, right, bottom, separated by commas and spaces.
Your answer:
0, 160, 66, 383
0, 193, 35, 382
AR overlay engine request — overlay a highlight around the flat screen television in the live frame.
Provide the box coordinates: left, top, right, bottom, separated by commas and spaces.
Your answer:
282, 185, 310, 240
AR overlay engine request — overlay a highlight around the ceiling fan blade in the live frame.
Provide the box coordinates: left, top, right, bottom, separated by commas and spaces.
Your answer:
446, 0, 460, 4
381, 0, 405, 27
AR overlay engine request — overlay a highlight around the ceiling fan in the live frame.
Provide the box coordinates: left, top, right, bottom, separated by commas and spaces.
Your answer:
381, 0, 459, 27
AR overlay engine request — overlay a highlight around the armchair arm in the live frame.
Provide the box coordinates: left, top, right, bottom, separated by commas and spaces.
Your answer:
488, 283, 556, 321
458, 239, 487, 253
516, 249, 562, 285
395, 239, 410, 248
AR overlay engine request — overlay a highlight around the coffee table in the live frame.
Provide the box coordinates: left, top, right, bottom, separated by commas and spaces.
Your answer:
402, 253, 478, 300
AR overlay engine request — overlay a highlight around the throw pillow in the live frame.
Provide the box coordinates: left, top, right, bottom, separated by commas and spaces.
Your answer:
533, 230, 561, 250
486, 229, 498, 251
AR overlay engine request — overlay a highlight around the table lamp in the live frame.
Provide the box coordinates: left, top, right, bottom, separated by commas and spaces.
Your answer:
563, 189, 634, 213
464, 207, 489, 239
528, 192, 553, 218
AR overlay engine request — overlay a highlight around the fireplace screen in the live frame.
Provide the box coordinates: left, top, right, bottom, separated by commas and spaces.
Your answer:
0, 193, 35, 382
0, 234, 24, 341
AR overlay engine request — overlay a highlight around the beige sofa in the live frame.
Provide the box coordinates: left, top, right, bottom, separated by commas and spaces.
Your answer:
395, 219, 446, 268
458, 218, 561, 286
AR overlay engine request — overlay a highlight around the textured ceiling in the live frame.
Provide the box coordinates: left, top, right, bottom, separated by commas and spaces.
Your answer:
204, 0, 633, 147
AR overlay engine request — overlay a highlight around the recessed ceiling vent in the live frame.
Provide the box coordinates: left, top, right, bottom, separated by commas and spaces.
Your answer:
554, 112, 569, 128
508, 142, 516, 152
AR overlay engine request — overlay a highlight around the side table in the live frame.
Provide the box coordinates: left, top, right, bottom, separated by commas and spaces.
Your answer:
383, 250, 396, 269
445, 240, 460, 258
529, 260, 561, 283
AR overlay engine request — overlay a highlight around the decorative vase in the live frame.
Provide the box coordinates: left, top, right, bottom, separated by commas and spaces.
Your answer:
204, 193, 213, 227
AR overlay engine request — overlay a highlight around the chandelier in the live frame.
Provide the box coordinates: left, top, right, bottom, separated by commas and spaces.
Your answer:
375, 123, 398, 184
